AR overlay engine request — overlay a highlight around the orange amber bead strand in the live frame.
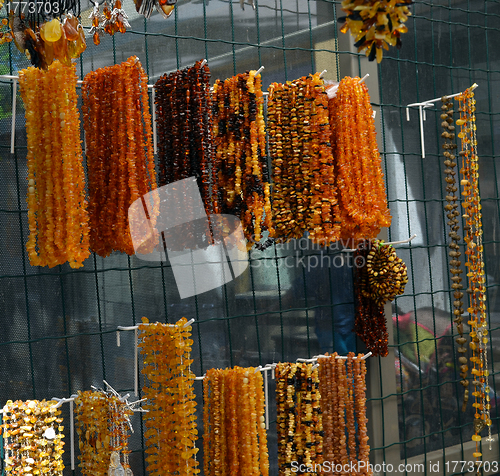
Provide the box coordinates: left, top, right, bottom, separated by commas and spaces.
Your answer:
82, 57, 155, 257
139, 318, 199, 476
346, 354, 357, 461
329, 77, 391, 242
19, 62, 89, 268
456, 89, 492, 457
355, 355, 371, 475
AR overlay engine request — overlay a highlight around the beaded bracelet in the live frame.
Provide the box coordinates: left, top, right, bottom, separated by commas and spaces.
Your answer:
1, 399, 65, 475
139, 317, 199, 476
20, 61, 90, 268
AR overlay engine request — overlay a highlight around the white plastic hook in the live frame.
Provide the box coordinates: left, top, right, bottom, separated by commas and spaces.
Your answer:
406, 83, 479, 158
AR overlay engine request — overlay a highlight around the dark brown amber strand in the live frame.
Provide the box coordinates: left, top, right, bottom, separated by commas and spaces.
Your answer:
440, 96, 469, 408
155, 60, 212, 209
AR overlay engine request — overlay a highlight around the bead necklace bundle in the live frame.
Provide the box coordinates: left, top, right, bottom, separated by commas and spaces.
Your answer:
74, 390, 133, 476
139, 317, 199, 476
318, 354, 370, 475
275, 362, 323, 476
353, 240, 408, 356
267, 73, 341, 246
328, 77, 392, 243
212, 70, 273, 245
82, 56, 156, 257
338, 0, 413, 63
1, 399, 65, 475
440, 96, 469, 407
456, 89, 492, 455
154, 60, 213, 213
203, 367, 269, 476
20, 61, 90, 269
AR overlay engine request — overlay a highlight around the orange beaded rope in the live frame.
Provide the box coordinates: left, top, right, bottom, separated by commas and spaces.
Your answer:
82, 56, 157, 258
139, 317, 199, 476
329, 76, 391, 244
20, 61, 90, 268
203, 367, 269, 476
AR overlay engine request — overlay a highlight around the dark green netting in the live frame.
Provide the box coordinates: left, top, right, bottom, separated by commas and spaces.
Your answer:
0, 1, 500, 475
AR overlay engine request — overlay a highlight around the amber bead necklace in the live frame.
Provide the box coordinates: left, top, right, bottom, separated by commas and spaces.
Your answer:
440, 96, 470, 408
20, 61, 90, 268
1, 399, 65, 475
203, 366, 269, 476
318, 354, 370, 474
275, 362, 322, 476
328, 76, 392, 244
74, 390, 133, 476
155, 60, 213, 212
353, 240, 407, 356
82, 56, 156, 257
212, 70, 273, 245
267, 73, 341, 246
139, 317, 199, 476
456, 89, 492, 456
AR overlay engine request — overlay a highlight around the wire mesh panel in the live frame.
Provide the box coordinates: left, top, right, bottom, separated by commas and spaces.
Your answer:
0, 0, 499, 475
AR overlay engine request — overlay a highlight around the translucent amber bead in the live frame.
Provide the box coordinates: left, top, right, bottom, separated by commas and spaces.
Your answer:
41, 19, 62, 42
472, 434, 481, 441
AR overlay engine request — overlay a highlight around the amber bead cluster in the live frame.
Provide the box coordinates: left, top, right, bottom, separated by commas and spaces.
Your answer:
1, 400, 65, 475
74, 390, 133, 476
275, 363, 323, 476
2, 14, 86, 68
329, 77, 391, 243
82, 56, 156, 257
139, 317, 199, 476
20, 61, 90, 269
456, 89, 492, 454
154, 60, 213, 211
212, 71, 273, 244
354, 240, 407, 356
319, 354, 370, 475
203, 367, 269, 476
339, 0, 413, 63
267, 73, 341, 246
440, 96, 469, 405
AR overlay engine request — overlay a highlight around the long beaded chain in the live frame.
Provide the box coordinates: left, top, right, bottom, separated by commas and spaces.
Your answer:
328, 76, 392, 244
456, 89, 492, 456
1, 400, 65, 475
203, 367, 269, 476
275, 363, 322, 476
155, 60, 213, 210
82, 56, 157, 257
20, 61, 90, 268
440, 96, 469, 408
139, 317, 199, 476
267, 73, 341, 246
212, 71, 273, 245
